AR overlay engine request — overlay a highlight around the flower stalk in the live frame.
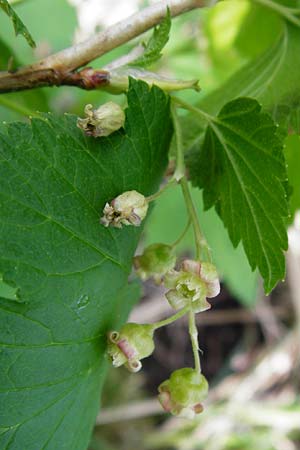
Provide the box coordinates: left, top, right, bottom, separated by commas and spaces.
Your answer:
189, 310, 201, 373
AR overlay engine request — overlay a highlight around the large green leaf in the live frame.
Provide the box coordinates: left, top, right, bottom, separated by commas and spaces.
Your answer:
188, 98, 288, 293
0, 0, 35, 47
200, 21, 300, 129
234, 3, 282, 58
0, 79, 172, 449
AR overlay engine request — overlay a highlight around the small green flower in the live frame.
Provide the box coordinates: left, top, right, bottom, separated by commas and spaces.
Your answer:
100, 190, 148, 228
134, 243, 176, 283
164, 259, 220, 312
107, 323, 155, 372
158, 368, 209, 418
77, 102, 125, 137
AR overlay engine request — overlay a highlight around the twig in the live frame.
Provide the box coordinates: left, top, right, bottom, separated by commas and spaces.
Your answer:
0, 0, 207, 93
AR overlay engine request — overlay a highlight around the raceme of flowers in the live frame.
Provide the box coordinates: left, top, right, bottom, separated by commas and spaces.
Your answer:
77, 101, 220, 418
101, 193, 220, 417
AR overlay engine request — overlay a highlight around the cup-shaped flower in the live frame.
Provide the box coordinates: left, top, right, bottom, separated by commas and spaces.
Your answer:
100, 190, 148, 228
134, 243, 176, 283
77, 102, 125, 137
164, 259, 220, 312
158, 368, 209, 418
107, 323, 155, 372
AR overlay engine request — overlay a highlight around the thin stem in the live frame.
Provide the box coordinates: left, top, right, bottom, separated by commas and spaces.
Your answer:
180, 177, 210, 261
171, 99, 211, 260
171, 219, 191, 248
152, 306, 189, 330
146, 178, 177, 202
171, 102, 185, 181
0, 96, 35, 117
189, 310, 201, 373
172, 96, 213, 123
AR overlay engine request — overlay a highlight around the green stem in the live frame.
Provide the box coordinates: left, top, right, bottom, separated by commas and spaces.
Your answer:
171, 218, 191, 249
172, 96, 213, 123
0, 96, 36, 117
180, 177, 210, 261
170, 102, 185, 181
189, 310, 201, 373
146, 178, 177, 202
152, 306, 189, 330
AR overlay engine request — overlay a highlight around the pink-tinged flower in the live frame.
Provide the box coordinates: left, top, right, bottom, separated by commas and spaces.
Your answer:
158, 368, 208, 418
100, 190, 148, 228
134, 243, 176, 284
107, 323, 154, 372
164, 259, 220, 312
77, 102, 125, 137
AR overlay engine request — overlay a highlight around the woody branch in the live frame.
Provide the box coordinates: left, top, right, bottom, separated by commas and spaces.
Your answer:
0, 0, 207, 93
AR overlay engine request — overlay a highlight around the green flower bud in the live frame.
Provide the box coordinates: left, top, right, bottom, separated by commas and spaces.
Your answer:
158, 368, 208, 418
107, 323, 155, 372
100, 190, 148, 228
77, 102, 125, 137
164, 259, 220, 312
134, 243, 176, 284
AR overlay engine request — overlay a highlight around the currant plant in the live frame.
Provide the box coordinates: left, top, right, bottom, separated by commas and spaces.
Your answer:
0, 0, 300, 449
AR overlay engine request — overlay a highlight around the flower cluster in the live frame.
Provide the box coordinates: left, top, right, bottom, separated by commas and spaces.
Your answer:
100, 184, 220, 418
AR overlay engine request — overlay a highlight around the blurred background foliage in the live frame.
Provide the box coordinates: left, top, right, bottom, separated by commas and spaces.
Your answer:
1, 1, 300, 449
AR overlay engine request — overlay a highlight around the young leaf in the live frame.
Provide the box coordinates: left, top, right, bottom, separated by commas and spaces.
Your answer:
0, 79, 172, 449
0, 0, 35, 48
130, 8, 171, 67
187, 98, 288, 293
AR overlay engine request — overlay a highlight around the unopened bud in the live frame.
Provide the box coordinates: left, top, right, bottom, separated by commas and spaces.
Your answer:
158, 368, 208, 418
134, 243, 176, 284
100, 190, 148, 228
77, 102, 125, 137
107, 323, 155, 372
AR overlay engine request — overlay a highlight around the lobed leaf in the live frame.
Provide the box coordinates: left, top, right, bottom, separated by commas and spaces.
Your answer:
187, 98, 288, 292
